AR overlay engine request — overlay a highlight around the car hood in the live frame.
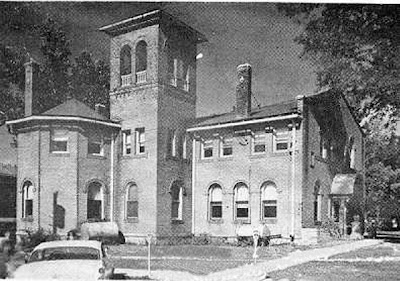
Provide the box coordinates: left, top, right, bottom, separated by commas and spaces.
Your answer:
13, 260, 103, 280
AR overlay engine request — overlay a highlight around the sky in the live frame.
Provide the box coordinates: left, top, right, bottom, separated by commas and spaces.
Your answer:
2, 2, 317, 117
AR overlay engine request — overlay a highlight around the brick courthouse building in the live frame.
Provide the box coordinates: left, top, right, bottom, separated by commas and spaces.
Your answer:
6, 10, 365, 243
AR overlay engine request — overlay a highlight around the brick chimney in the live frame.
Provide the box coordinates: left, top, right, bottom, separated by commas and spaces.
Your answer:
24, 58, 40, 117
236, 63, 252, 117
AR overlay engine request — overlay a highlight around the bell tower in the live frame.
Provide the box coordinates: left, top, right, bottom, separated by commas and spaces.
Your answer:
100, 10, 206, 241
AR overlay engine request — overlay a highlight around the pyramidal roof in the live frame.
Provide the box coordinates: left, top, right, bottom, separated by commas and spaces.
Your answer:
42, 98, 108, 121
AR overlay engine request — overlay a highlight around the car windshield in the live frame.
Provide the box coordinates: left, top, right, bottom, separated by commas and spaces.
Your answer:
29, 246, 101, 262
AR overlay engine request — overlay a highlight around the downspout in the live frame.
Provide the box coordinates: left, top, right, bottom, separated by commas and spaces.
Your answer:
291, 121, 296, 238
76, 132, 80, 228
110, 132, 115, 222
191, 137, 196, 235
37, 129, 41, 229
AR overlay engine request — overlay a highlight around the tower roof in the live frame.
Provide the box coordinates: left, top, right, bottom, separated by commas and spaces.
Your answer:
99, 9, 207, 43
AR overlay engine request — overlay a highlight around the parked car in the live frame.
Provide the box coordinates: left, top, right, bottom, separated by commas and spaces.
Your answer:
12, 240, 114, 279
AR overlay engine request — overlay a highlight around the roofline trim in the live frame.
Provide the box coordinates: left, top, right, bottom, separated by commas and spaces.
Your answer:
6, 116, 121, 128
99, 9, 160, 32
187, 113, 300, 132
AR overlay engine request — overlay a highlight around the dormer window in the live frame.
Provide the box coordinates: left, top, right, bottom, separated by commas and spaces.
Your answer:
120, 45, 132, 86
135, 41, 147, 84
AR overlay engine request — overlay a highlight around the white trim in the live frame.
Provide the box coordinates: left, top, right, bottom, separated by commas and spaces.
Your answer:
187, 114, 299, 132
6, 116, 121, 128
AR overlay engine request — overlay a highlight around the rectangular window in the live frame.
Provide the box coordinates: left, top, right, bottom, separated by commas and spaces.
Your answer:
236, 202, 249, 218
25, 200, 33, 217
88, 135, 103, 156
274, 130, 290, 152
333, 200, 340, 222
202, 140, 213, 159
135, 128, 145, 154
122, 130, 131, 155
211, 202, 222, 219
127, 201, 138, 219
50, 129, 68, 153
253, 133, 266, 153
263, 200, 277, 218
220, 137, 233, 157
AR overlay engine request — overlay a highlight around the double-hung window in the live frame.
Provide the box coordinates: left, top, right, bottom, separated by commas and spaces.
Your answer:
122, 130, 132, 155
220, 137, 233, 157
22, 181, 33, 219
202, 140, 213, 159
234, 183, 249, 220
253, 132, 266, 153
135, 128, 145, 154
209, 184, 222, 220
50, 129, 69, 153
126, 183, 139, 219
274, 130, 290, 152
261, 182, 278, 220
88, 134, 103, 156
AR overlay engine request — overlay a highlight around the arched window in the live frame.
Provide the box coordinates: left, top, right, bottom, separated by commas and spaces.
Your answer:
314, 182, 322, 223
171, 180, 184, 220
126, 183, 139, 219
261, 182, 277, 219
234, 182, 249, 220
172, 131, 178, 157
120, 45, 132, 75
135, 41, 147, 83
87, 181, 103, 221
182, 134, 187, 159
22, 181, 34, 218
209, 184, 223, 220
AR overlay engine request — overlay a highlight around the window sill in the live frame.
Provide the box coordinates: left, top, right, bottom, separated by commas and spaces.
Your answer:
250, 153, 267, 159
199, 158, 213, 163
171, 219, 184, 224
261, 218, 277, 224
234, 219, 251, 224
208, 219, 224, 224
87, 154, 106, 160
22, 217, 33, 222
50, 152, 70, 157
218, 156, 233, 161
122, 152, 148, 159
125, 218, 139, 223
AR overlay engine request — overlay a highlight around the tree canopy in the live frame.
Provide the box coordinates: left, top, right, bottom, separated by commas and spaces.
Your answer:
278, 3, 400, 220
0, 3, 109, 121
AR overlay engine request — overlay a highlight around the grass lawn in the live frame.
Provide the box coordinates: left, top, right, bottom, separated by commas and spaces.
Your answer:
108, 240, 354, 275
269, 260, 400, 281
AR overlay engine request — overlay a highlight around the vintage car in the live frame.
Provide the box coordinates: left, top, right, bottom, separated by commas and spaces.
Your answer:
13, 240, 114, 279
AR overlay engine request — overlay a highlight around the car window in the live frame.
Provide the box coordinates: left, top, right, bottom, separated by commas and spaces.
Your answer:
29, 247, 101, 262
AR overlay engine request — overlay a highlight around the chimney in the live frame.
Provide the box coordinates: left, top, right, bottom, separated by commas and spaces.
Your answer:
236, 63, 252, 117
95, 103, 107, 117
24, 58, 39, 117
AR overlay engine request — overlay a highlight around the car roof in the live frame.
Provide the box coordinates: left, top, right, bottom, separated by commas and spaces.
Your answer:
33, 240, 102, 251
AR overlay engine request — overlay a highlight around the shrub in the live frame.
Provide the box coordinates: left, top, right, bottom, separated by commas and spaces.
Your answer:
24, 228, 60, 250
320, 219, 342, 239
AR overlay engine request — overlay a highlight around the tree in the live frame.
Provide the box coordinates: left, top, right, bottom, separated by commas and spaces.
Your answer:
35, 17, 72, 113
278, 4, 400, 118
0, 44, 25, 121
71, 51, 110, 111
278, 4, 400, 220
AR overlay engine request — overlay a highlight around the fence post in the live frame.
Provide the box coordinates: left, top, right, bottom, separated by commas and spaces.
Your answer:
146, 233, 153, 276
252, 229, 259, 264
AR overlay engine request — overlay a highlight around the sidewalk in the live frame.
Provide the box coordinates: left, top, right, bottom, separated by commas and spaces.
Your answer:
114, 239, 383, 281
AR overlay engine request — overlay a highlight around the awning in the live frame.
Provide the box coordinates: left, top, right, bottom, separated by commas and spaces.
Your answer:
330, 174, 358, 195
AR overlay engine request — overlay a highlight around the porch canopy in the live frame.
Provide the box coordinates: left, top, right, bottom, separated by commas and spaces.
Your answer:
330, 174, 358, 195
